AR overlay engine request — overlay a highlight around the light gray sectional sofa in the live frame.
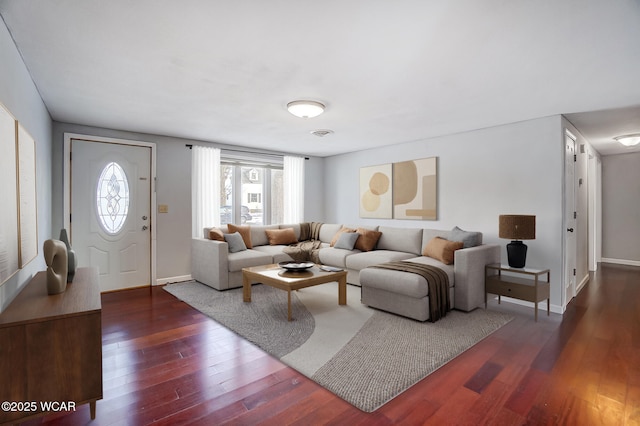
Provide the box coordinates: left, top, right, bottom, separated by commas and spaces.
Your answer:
191, 223, 500, 321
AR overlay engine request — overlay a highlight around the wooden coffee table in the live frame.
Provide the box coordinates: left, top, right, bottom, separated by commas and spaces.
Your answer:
242, 264, 347, 321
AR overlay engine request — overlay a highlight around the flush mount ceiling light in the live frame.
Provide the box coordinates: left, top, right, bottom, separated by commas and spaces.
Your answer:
614, 134, 640, 147
287, 100, 325, 118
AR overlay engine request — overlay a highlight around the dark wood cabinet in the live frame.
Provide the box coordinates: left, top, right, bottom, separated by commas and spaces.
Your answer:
0, 267, 102, 425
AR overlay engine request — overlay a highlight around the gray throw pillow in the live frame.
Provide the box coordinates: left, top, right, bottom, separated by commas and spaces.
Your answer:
334, 232, 360, 250
224, 232, 247, 253
450, 226, 482, 248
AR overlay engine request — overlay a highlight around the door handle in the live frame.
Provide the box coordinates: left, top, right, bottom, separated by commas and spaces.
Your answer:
567, 228, 574, 232
142, 225, 148, 231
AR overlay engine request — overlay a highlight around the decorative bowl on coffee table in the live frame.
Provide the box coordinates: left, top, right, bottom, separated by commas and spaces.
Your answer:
278, 261, 315, 272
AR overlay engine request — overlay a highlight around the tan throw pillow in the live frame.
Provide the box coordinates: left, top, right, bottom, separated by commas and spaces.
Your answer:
354, 228, 382, 252
227, 224, 252, 248
208, 227, 225, 241
265, 228, 298, 245
330, 226, 356, 247
423, 237, 463, 265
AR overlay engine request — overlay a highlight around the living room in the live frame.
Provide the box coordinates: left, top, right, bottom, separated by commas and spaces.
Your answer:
1, 2, 640, 424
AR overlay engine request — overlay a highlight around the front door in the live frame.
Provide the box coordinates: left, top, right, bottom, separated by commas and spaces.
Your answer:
70, 139, 152, 292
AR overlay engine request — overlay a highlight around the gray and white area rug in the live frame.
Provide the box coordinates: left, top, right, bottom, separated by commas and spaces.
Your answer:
164, 281, 512, 412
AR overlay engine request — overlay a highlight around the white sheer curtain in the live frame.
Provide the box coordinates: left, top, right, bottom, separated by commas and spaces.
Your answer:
191, 145, 220, 237
283, 156, 305, 223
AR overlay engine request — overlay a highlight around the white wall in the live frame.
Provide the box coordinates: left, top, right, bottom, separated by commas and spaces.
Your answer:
324, 116, 567, 311
601, 152, 640, 265
0, 20, 52, 312
51, 122, 325, 283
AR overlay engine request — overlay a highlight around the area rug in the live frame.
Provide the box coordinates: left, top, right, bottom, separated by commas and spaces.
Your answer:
164, 281, 512, 412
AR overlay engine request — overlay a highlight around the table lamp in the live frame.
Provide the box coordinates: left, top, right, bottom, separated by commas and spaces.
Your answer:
499, 215, 536, 268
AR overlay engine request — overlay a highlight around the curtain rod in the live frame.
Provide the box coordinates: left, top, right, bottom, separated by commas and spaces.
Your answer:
185, 144, 309, 160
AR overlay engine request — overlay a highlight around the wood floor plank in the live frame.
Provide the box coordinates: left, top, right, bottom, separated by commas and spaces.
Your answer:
504, 368, 549, 415
464, 361, 503, 394
460, 379, 511, 425
20, 263, 640, 425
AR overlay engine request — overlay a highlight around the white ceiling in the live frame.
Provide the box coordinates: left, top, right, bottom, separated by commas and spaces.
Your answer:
1, 0, 639, 157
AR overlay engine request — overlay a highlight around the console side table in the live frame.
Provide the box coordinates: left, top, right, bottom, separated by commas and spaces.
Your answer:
485, 263, 550, 321
0, 267, 102, 425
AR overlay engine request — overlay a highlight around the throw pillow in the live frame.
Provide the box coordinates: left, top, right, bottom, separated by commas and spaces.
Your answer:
423, 237, 464, 265
354, 228, 382, 252
224, 232, 247, 253
330, 226, 356, 247
334, 232, 360, 250
227, 224, 252, 248
265, 228, 299, 245
450, 226, 482, 248
208, 227, 225, 241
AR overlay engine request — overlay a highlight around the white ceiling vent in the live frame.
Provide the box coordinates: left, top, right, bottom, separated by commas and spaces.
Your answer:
311, 129, 334, 137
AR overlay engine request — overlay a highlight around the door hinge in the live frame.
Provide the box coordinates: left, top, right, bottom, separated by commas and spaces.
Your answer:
574, 154, 577, 162
69, 214, 72, 223
573, 269, 576, 276
574, 211, 577, 219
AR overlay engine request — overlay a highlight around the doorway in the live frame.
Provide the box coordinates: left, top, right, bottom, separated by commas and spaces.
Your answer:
564, 130, 577, 308
64, 134, 156, 292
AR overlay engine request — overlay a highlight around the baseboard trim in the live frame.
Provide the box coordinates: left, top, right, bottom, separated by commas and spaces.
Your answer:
156, 275, 192, 286
602, 258, 640, 267
576, 274, 589, 294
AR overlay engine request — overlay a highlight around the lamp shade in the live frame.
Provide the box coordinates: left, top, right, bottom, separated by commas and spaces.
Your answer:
499, 215, 536, 240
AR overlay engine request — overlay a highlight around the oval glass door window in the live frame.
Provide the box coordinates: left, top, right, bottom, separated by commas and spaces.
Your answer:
96, 162, 130, 234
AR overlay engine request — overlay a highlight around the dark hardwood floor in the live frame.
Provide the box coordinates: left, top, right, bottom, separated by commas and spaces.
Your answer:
24, 263, 639, 425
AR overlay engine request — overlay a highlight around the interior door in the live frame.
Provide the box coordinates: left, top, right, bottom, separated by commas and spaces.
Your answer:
564, 132, 577, 307
71, 139, 151, 292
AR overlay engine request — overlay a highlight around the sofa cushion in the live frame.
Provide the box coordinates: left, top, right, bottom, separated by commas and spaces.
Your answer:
228, 224, 253, 248
345, 250, 415, 271
423, 237, 463, 265
334, 232, 360, 250
203, 225, 228, 239
404, 256, 455, 285
279, 223, 303, 240
360, 256, 455, 299
319, 224, 342, 244
377, 226, 423, 255
253, 245, 293, 263
450, 226, 482, 248
224, 232, 247, 253
354, 228, 382, 252
248, 225, 279, 247
227, 249, 272, 272
319, 247, 358, 268
265, 228, 298, 245
208, 227, 225, 241
359, 267, 430, 299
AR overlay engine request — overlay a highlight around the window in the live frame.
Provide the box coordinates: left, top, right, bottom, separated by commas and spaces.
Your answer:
220, 158, 283, 225
96, 162, 129, 234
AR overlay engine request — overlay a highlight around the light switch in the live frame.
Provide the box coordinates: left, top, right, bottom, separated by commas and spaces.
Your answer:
158, 204, 169, 213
